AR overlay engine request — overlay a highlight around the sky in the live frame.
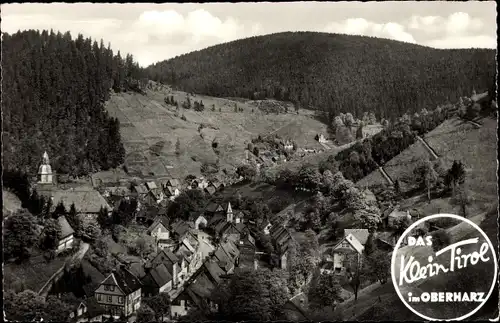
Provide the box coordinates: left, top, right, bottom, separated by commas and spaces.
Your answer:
1, 2, 497, 67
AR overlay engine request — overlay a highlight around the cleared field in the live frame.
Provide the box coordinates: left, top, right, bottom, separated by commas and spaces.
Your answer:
424, 117, 497, 198
4, 255, 68, 293
357, 167, 390, 188
105, 85, 333, 180
383, 140, 433, 184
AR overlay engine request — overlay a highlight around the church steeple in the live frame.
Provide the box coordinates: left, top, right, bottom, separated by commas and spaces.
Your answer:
38, 151, 53, 184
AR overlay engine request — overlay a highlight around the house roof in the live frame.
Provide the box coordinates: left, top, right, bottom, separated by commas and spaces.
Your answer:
205, 202, 223, 213
101, 266, 142, 295
204, 186, 216, 195
344, 229, 370, 245
50, 189, 111, 214
164, 186, 177, 195
133, 184, 148, 194
167, 179, 181, 187
210, 181, 223, 188
148, 263, 173, 287
145, 181, 158, 190
333, 233, 365, 255
106, 187, 131, 196
58, 215, 75, 238
147, 216, 170, 233
84, 296, 106, 318
171, 220, 194, 237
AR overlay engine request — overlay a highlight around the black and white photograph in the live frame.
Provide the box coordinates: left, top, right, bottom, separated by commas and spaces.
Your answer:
2, 1, 498, 322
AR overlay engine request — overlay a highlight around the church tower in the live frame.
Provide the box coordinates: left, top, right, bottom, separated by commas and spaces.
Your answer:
38, 151, 53, 184
226, 202, 233, 223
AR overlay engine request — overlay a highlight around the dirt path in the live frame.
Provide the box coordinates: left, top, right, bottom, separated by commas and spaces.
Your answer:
416, 135, 439, 160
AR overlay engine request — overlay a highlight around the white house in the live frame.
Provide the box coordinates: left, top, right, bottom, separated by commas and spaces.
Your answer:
328, 229, 369, 276
57, 216, 75, 254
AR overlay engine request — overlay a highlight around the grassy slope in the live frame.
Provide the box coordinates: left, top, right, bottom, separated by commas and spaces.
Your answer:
357, 116, 497, 211
104, 85, 331, 180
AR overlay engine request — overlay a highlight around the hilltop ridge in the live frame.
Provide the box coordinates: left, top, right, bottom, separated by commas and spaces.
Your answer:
145, 31, 495, 120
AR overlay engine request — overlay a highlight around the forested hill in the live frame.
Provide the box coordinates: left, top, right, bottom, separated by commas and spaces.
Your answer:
145, 31, 496, 121
2, 30, 146, 177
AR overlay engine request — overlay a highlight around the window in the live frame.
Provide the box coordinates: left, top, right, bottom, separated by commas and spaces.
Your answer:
108, 295, 112, 303
104, 285, 109, 291
109, 285, 115, 292
119, 296, 124, 304
97, 294, 101, 301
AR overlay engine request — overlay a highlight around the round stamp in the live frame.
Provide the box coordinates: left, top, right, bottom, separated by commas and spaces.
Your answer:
391, 213, 498, 321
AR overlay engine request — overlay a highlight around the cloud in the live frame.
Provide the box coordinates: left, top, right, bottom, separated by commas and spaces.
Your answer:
424, 35, 496, 49
324, 18, 417, 44
408, 12, 484, 35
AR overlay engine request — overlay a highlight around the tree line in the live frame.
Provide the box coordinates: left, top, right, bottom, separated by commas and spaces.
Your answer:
2, 30, 146, 178
144, 31, 495, 121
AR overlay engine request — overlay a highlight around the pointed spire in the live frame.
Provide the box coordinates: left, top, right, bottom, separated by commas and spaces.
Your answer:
227, 202, 232, 214
43, 151, 50, 164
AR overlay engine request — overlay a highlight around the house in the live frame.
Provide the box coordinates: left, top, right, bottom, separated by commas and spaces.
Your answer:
157, 238, 176, 251
165, 178, 181, 189
213, 239, 240, 274
204, 202, 225, 218
234, 210, 247, 224
68, 301, 88, 322
45, 189, 112, 220
147, 216, 171, 240
103, 186, 131, 199
132, 184, 149, 200
191, 178, 209, 190
57, 216, 75, 254
208, 180, 225, 191
280, 140, 294, 151
270, 224, 293, 270
94, 266, 142, 318
193, 214, 208, 230
164, 185, 180, 201
204, 186, 216, 196
281, 293, 309, 321
147, 249, 181, 288
135, 205, 159, 225
170, 220, 196, 241
387, 208, 411, 228
144, 189, 161, 205
145, 181, 159, 194
316, 133, 327, 143
81, 297, 107, 322
262, 220, 272, 235
328, 229, 369, 276
141, 263, 173, 297
170, 259, 226, 319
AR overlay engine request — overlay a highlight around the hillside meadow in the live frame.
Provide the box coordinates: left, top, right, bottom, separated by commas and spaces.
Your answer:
104, 84, 334, 180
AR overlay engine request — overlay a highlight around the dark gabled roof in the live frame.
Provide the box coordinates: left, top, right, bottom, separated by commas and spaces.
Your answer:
203, 261, 226, 285
221, 240, 240, 261
147, 216, 170, 233
84, 297, 106, 318
58, 215, 75, 238
164, 186, 177, 195
205, 202, 223, 213
166, 179, 181, 187
151, 248, 180, 267
207, 213, 226, 227
103, 267, 142, 295
171, 220, 194, 237
148, 263, 173, 287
